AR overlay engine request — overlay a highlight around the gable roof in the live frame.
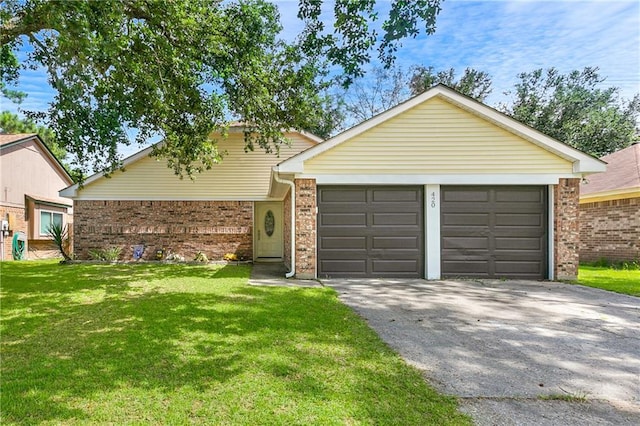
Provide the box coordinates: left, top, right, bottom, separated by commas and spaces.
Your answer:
580, 143, 640, 200
0, 133, 73, 184
0, 133, 39, 146
276, 84, 606, 174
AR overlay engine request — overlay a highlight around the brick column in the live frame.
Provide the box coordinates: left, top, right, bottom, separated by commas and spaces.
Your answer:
554, 178, 580, 280
294, 179, 316, 279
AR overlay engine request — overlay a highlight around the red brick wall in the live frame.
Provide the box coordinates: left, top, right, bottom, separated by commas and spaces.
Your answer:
579, 197, 639, 263
74, 200, 253, 261
294, 179, 316, 279
0, 205, 27, 261
554, 178, 580, 280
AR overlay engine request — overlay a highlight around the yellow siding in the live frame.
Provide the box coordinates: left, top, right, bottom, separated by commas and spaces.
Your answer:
78, 133, 315, 200
304, 97, 573, 174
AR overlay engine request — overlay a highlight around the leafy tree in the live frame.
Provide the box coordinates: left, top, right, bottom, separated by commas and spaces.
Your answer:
304, 93, 346, 140
340, 65, 492, 125
0, 0, 443, 178
342, 65, 411, 125
501, 67, 640, 157
0, 110, 66, 160
409, 66, 493, 101
0, 43, 25, 102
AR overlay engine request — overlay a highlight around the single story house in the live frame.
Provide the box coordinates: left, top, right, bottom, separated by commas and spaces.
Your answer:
579, 143, 640, 263
61, 85, 605, 280
1, 133, 74, 260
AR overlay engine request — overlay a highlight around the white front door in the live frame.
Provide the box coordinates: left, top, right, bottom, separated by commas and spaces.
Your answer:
255, 202, 283, 259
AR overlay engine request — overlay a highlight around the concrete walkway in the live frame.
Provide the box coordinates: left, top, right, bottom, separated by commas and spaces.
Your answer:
248, 263, 323, 288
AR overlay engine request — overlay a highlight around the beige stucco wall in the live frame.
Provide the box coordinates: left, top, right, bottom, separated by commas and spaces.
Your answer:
0, 138, 72, 207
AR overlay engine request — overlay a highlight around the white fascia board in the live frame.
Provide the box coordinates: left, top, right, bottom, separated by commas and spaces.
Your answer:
306, 174, 577, 185
579, 187, 640, 203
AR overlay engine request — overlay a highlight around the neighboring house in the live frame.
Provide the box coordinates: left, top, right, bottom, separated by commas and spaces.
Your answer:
0, 133, 74, 260
579, 143, 640, 263
61, 85, 605, 280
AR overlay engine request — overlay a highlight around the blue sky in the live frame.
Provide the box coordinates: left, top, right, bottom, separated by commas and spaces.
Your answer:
2, 0, 639, 155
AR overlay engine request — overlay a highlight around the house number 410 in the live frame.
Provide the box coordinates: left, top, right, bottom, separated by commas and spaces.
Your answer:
430, 192, 436, 208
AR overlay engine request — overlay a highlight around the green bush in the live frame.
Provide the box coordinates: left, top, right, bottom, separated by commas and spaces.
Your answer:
88, 247, 122, 262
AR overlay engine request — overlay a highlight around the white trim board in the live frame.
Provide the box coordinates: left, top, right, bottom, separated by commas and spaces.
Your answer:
306, 174, 576, 185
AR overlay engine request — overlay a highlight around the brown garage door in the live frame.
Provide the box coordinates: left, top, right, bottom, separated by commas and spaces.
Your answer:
318, 186, 424, 278
441, 186, 548, 279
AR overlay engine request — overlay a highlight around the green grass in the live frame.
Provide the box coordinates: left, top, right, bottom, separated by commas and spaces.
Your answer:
0, 260, 469, 425
577, 266, 640, 296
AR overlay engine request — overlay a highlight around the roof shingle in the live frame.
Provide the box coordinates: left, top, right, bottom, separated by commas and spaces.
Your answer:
581, 143, 640, 195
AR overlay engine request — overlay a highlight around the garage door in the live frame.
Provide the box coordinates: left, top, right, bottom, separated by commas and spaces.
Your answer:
441, 186, 548, 279
318, 186, 424, 278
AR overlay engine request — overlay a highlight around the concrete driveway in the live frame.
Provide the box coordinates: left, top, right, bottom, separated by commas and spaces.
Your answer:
325, 278, 640, 425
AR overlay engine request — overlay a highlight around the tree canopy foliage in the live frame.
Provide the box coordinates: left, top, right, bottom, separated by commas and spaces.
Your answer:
342, 66, 410, 126
0, 0, 442, 177
409, 66, 493, 101
339, 65, 492, 127
0, 110, 65, 159
501, 67, 640, 157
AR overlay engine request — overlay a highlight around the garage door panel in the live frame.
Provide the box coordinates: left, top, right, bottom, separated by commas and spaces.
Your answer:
441, 186, 547, 279
495, 261, 544, 275
442, 236, 489, 250
372, 189, 420, 202
320, 212, 367, 227
442, 190, 489, 203
372, 259, 421, 274
442, 213, 490, 226
442, 260, 490, 275
320, 236, 367, 250
495, 213, 543, 227
372, 212, 420, 226
318, 186, 423, 278
495, 237, 542, 250
319, 189, 367, 203
496, 188, 544, 203
372, 236, 420, 249
320, 259, 366, 274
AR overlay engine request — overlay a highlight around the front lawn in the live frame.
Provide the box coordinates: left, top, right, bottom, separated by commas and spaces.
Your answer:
0, 260, 469, 425
578, 265, 640, 296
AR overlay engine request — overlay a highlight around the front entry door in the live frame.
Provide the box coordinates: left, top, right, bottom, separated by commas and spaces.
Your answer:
255, 202, 283, 259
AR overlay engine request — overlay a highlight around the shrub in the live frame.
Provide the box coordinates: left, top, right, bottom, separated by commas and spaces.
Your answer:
194, 252, 209, 263
88, 247, 122, 262
47, 223, 72, 261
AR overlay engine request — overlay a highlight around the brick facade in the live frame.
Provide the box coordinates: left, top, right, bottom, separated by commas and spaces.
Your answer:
294, 179, 316, 279
73, 200, 253, 261
579, 197, 640, 263
0, 205, 27, 260
554, 178, 580, 280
